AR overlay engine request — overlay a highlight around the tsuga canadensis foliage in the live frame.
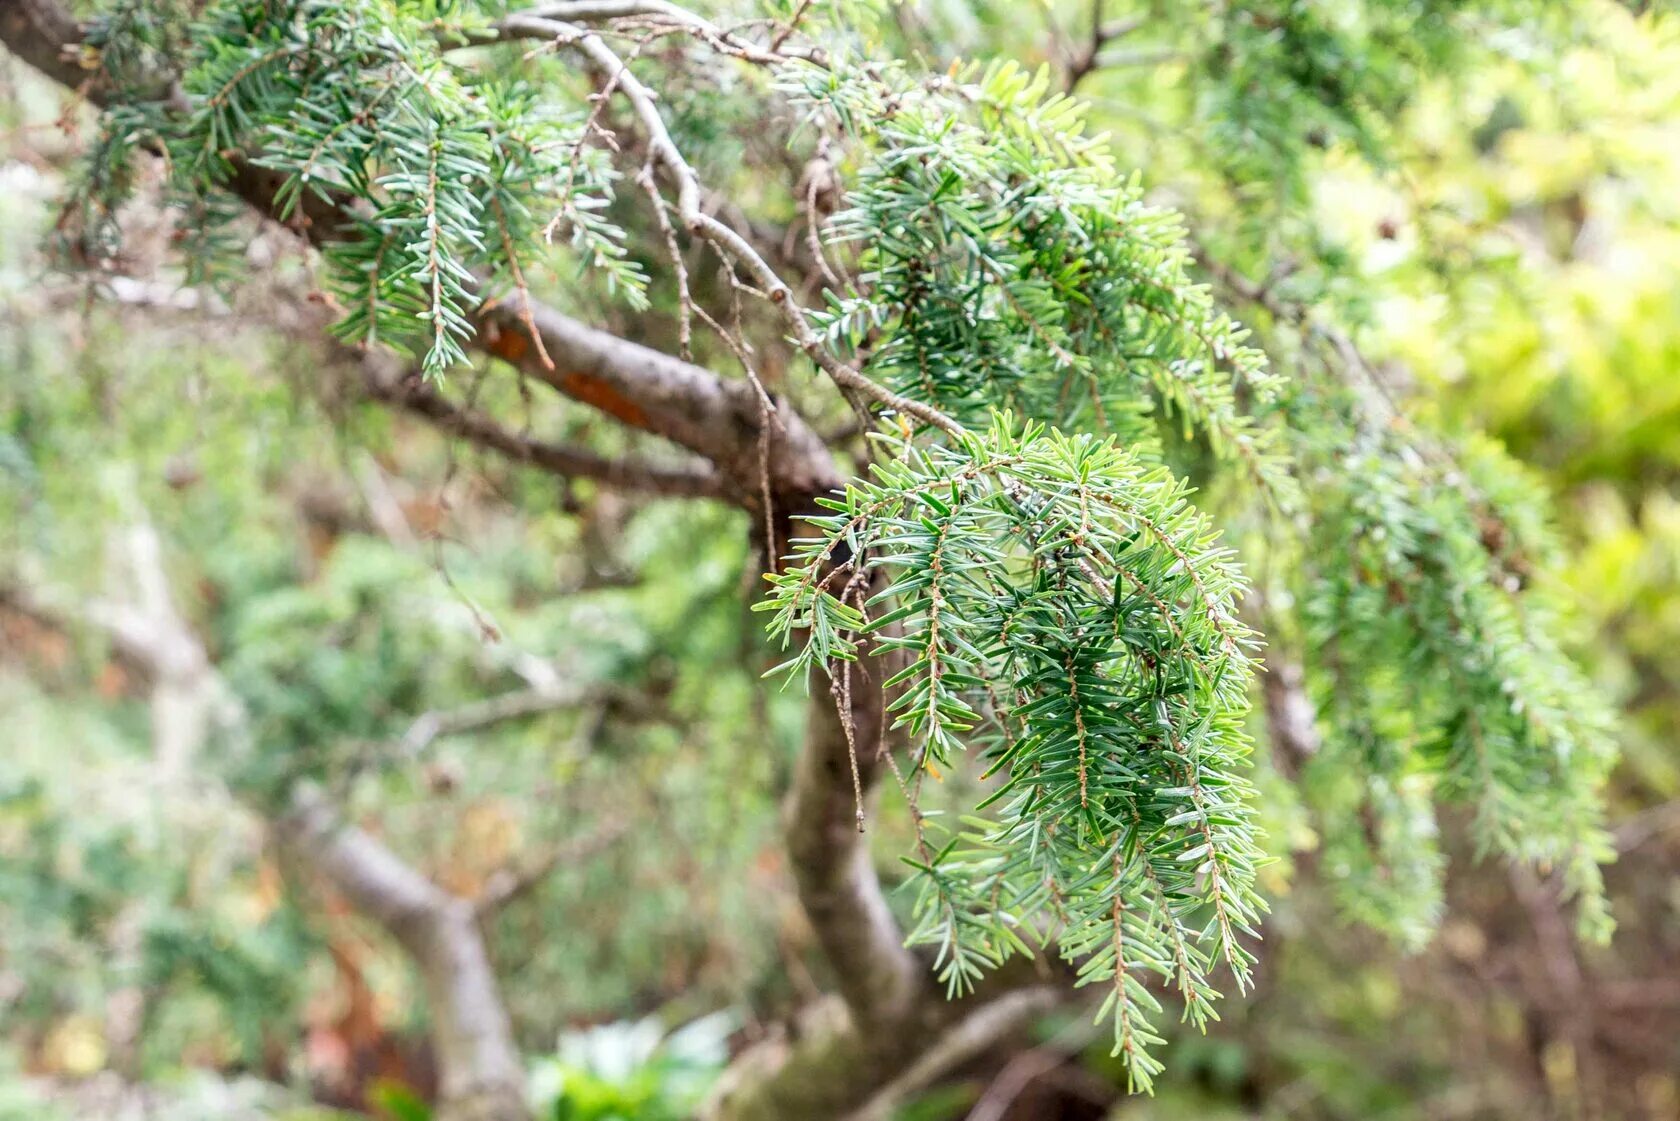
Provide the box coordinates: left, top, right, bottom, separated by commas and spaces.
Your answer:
64, 0, 1617, 1090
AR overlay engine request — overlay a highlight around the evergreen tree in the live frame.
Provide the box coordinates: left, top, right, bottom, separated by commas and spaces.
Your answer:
0, 0, 1642, 1114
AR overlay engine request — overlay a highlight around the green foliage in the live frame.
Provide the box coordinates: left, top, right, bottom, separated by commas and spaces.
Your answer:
21, 0, 1650, 1100
1294, 427, 1616, 944
141, 911, 303, 1060
368, 1082, 432, 1121
216, 538, 441, 797
72, 0, 645, 375
1190, 1, 1505, 193
795, 58, 1289, 497
765, 415, 1264, 1085
0, 690, 305, 1073
759, 37, 1620, 1089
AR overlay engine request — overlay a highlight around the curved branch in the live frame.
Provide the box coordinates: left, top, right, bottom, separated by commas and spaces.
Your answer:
499, 1, 810, 64
787, 666, 925, 1027
709, 630, 1076, 1121
516, 15, 963, 438
396, 681, 620, 758
491, 295, 840, 505
844, 986, 1063, 1121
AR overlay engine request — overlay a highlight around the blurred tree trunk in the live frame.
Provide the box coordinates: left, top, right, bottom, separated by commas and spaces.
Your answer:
3, 504, 535, 1121
278, 793, 532, 1121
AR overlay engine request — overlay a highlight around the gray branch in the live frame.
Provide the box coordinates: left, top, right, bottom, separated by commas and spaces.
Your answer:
276, 790, 532, 1121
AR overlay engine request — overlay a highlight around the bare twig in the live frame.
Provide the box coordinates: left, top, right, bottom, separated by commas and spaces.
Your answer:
398, 682, 615, 757
489, 1, 817, 65
965, 1007, 1103, 1121
475, 819, 630, 916
639, 165, 694, 358
353, 455, 421, 548
1064, 2, 1147, 90
361, 357, 729, 500
516, 15, 964, 437
770, 0, 817, 53
843, 987, 1064, 1121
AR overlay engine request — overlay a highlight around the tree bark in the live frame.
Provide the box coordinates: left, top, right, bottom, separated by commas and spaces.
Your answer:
785, 667, 925, 1027
0, 10, 1068, 1116
705, 659, 1069, 1121
0, 0, 840, 515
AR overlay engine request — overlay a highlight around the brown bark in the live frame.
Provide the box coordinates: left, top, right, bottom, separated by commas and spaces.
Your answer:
704, 654, 1070, 1121
785, 666, 925, 1027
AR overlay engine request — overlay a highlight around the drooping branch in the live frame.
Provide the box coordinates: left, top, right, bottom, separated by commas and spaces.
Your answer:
704, 621, 1079, 1121
0, 11, 1074, 1116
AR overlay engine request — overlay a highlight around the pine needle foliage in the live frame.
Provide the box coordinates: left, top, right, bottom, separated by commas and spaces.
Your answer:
68, 0, 645, 375
1294, 424, 1617, 945
761, 414, 1266, 1088
789, 58, 1292, 498
763, 52, 1614, 1083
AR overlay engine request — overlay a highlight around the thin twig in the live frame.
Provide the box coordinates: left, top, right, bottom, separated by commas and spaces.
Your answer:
398, 683, 614, 758
528, 17, 965, 437
475, 819, 631, 916
361, 359, 728, 499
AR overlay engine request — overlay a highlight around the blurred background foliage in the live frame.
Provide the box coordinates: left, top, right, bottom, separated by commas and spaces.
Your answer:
2, 1, 1679, 1119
